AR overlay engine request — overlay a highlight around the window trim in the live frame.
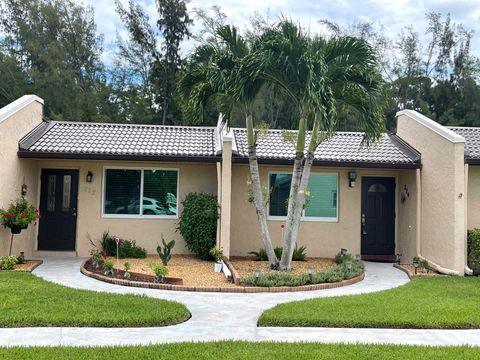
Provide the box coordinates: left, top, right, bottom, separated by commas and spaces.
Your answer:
101, 166, 180, 219
267, 171, 339, 222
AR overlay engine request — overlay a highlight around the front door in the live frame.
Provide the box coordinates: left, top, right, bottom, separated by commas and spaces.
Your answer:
361, 177, 395, 256
38, 169, 79, 251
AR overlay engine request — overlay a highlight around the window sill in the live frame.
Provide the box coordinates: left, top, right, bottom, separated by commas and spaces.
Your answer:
268, 216, 338, 223
101, 214, 178, 220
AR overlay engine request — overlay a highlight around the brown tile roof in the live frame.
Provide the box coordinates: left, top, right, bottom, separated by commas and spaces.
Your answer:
232, 129, 420, 168
448, 127, 480, 160
18, 120, 421, 167
19, 121, 219, 161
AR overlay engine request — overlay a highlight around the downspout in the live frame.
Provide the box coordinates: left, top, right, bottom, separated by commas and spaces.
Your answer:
465, 163, 473, 275
415, 168, 461, 276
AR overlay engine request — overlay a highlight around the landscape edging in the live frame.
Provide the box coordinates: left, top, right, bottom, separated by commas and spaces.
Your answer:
81, 260, 364, 293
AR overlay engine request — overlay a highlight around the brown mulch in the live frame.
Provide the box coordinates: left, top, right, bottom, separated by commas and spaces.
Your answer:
106, 255, 235, 288
229, 257, 336, 279
13, 260, 43, 272
398, 263, 441, 277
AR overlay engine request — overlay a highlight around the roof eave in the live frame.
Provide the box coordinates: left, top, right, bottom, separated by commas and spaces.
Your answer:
17, 150, 221, 163
232, 156, 421, 169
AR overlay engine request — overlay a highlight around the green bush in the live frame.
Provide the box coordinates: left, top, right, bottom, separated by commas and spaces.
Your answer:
335, 251, 355, 265
149, 263, 168, 283
468, 229, 480, 270
243, 261, 364, 287
178, 193, 219, 260
249, 245, 307, 261
0, 256, 18, 270
99, 231, 146, 259
102, 259, 114, 275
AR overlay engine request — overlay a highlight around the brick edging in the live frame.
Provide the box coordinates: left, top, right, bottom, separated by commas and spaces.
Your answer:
28, 259, 44, 272
81, 260, 364, 293
393, 263, 414, 279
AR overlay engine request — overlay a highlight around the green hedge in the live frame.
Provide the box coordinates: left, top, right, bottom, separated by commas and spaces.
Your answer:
178, 193, 219, 260
468, 228, 480, 271
100, 231, 146, 258
243, 261, 364, 287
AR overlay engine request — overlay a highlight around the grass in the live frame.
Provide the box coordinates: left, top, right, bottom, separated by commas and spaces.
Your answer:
259, 276, 480, 329
1, 342, 480, 359
0, 272, 190, 327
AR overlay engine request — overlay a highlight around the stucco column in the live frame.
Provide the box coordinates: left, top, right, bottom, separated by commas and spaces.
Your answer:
219, 130, 233, 259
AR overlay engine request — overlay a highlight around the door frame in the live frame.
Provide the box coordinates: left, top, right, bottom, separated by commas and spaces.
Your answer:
35, 166, 80, 252
360, 175, 398, 257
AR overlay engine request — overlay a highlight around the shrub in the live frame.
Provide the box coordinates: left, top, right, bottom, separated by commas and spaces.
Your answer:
156, 235, 175, 266
249, 245, 307, 261
89, 249, 103, 269
178, 193, 219, 260
335, 251, 355, 265
249, 248, 268, 261
99, 231, 146, 259
468, 229, 480, 271
0, 256, 18, 270
149, 263, 168, 283
123, 262, 131, 279
102, 259, 114, 275
243, 261, 364, 287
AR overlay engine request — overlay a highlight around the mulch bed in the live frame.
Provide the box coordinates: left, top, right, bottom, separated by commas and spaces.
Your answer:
84, 260, 183, 285
12, 260, 43, 272
395, 263, 442, 278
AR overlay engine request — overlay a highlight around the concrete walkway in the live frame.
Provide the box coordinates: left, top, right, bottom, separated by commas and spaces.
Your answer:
1, 258, 479, 347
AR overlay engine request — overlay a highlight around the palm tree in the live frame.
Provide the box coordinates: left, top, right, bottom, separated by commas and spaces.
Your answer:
177, 25, 280, 267
239, 20, 385, 270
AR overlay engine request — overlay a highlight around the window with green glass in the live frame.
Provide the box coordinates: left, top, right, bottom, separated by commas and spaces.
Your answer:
269, 173, 338, 220
103, 168, 178, 217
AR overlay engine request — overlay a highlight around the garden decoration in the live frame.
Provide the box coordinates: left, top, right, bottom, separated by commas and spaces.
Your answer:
0, 198, 40, 255
114, 236, 120, 269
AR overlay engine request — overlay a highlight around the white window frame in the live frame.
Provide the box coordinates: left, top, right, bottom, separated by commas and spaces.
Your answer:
267, 171, 339, 222
102, 166, 180, 219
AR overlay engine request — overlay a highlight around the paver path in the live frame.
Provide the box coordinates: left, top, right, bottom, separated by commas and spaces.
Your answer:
2, 257, 480, 347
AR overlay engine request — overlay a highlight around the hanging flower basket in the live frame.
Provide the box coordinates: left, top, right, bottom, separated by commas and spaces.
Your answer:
0, 197, 41, 232
10, 224, 22, 234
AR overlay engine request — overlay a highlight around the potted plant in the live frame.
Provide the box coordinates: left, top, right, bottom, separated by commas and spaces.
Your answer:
210, 246, 223, 272
0, 198, 41, 234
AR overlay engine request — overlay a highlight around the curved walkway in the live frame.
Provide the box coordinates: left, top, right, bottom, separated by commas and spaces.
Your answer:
1, 258, 479, 347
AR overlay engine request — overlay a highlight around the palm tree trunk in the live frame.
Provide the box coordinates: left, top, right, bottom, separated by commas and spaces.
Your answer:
246, 113, 278, 268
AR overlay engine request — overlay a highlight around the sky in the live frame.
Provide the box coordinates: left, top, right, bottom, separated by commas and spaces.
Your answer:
81, 0, 480, 65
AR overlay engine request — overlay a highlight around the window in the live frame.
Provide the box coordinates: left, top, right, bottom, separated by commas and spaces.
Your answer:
269, 172, 338, 221
103, 168, 178, 218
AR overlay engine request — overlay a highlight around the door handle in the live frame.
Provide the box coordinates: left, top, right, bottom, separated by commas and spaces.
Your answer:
72, 208, 77, 217
361, 213, 367, 235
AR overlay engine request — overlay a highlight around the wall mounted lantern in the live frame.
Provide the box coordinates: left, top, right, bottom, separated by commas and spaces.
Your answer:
348, 171, 357, 188
86, 171, 93, 183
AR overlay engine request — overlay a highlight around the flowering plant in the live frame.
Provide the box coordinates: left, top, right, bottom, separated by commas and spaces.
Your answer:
0, 198, 41, 229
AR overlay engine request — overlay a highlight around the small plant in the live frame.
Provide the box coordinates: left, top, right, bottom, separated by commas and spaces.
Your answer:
274, 247, 283, 259
249, 248, 268, 261
335, 251, 355, 265
89, 249, 103, 269
0, 256, 18, 270
468, 229, 480, 271
420, 259, 429, 273
157, 235, 175, 266
292, 245, 307, 261
209, 246, 223, 263
149, 263, 168, 283
123, 262, 131, 279
102, 259, 114, 275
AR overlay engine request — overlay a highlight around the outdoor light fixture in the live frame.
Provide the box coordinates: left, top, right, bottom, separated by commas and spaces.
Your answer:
348, 171, 357, 188
307, 265, 313, 284
413, 258, 419, 275
341, 248, 348, 255
86, 171, 93, 183
21, 183, 28, 196
355, 254, 361, 261
254, 268, 261, 279
346, 260, 352, 270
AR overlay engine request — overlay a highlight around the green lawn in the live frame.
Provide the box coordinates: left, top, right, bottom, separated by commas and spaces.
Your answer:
259, 276, 480, 329
1, 342, 479, 359
0, 272, 190, 327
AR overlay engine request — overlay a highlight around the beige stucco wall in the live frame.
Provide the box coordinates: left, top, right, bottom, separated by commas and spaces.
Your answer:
0, 99, 43, 257
397, 111, 466, 274
230, 164, 416, 259
467, 165, 480, 230
396, 169, 418, 262
32, 159, 217, 256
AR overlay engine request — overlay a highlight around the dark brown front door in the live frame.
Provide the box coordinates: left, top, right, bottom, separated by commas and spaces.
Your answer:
361, 177, 395, 256
38, 169, 79, 251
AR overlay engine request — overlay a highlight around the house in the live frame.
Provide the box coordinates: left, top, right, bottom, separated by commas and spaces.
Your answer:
0, 95, 476, 275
